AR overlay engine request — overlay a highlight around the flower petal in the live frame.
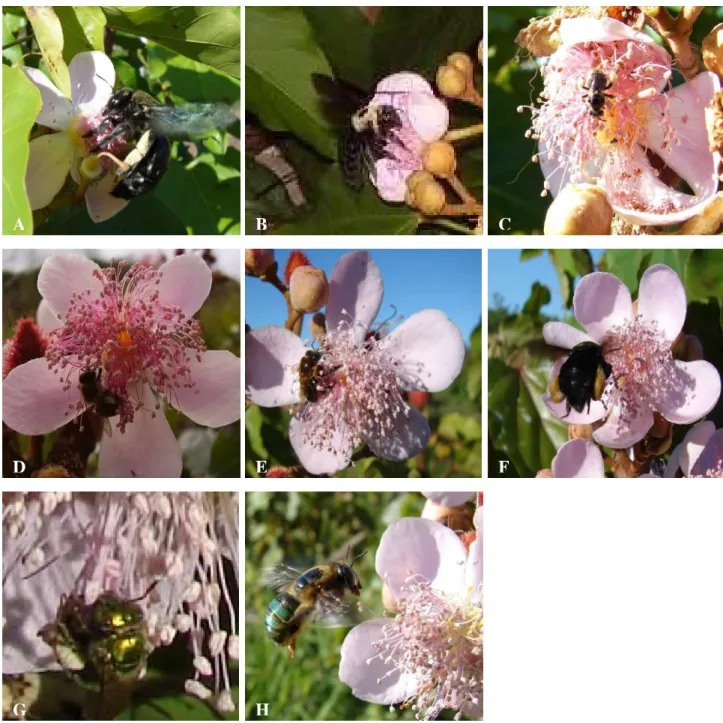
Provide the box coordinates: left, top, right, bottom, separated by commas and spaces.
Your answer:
379, 309, 465, 392
678, 421, 716, 476
376, 71, 435, 96
36, 299, 62, 332
85, 174, 128, 223
3, 358, 82, 435
376, 518, 467, 599
365, 405, 430, 461
98, 391, 182, 478
157, 254, 212, 318
551, 438, 605, 478
245, 326, 305, 407
422, 492, 474, 507
592, 400, 653, 448
656, 360, 721, 425
21, 67, 73, 130
327, 251, 384, 338
166, 350, 240, 427
573, 272, 633, 342
339, 619, 418, 704
538, 136, 603, 198
373, 157, 414, 202
68, 51, 115, 110
637, 264, 687, 343
289, 415, 352, 475
560, 16, 665, 50
37, 253, 103, 319
25, 133, 75, 210
407, 91, 449, 142
543, 357, 607, 424
691, 428, 723, 477
542, 321, 592, 350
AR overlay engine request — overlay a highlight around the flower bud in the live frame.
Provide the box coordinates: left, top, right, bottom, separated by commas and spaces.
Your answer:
447, 52, 474, 78
289, 266, 328, 313
408, 390, 431, 410
516, 16, 561, 57
702, 22, 723, 78
544, 183, 613, 236
436, 64, 467, 98
266, 466, 295, 478
245, 249, 275, 276
283, 250, 311, 285
422, 140, 457, 178
535, 469, 554, 478
413, 178, 447, 216
309, 312, 326, 339
405, 170, 435, 206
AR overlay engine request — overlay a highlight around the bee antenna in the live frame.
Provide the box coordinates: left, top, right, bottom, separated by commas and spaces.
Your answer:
128, 579, 159, 603
351, 550, 368, 568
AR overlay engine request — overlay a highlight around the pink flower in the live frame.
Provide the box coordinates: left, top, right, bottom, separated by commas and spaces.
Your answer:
543, 264, 721, 449
339, 513, 482, 720
545, 438, 605, 478
2, 253, 240, 477
3, 492, 239, 712
366, 73, 449, 202
664, 421, 723, 477
522, 17, 720, 225
245, 251, 465, 475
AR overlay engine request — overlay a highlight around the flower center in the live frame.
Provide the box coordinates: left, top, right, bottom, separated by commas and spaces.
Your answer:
45, 262, 207, 432
370, 575, 483, 721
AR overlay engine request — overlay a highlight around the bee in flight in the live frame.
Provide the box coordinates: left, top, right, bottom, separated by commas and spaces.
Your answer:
312, 74, 405, 190
298, 350, 341, 403
264, 549, 367, 659
85, 86, 238, 199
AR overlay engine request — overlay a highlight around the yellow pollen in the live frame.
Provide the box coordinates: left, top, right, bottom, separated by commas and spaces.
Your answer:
118, 330, 132, 349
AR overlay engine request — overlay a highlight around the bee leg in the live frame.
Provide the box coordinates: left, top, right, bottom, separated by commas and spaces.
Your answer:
286, 639, 297, 660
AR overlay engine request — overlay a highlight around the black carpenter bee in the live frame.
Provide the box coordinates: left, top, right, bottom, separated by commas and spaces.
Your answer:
298, 350, 341, 403
549, 341, 613, 417
312, 74, 404, 190
582, 70, 614, 118
85, 88, 237, 199
79, 368, 122, 437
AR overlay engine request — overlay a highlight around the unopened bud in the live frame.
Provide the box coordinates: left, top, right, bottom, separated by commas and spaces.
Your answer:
516, 16, 561, 57
422, 140, 457, 178
245, 249, 275, 276
34, 465, 72, 477
412, 179, 447, 216
408, 391, 431, 410
405, 170, 434, 205
544, 183, 613, 236
436, 64, 467, 98
266, 466, 295, 478
289, 266, 328, 313
309, 312, 326, 338
446, 52, 474, 78
702, 22, 723, 78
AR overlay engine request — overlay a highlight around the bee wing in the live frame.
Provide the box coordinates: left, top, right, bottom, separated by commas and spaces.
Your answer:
310, 593, 367, 629
146, 104, 238, 139
312, 73, 368, 125
263, 563, 302, 591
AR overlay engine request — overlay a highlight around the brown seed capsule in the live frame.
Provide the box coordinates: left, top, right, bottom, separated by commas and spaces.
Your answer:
422, 140, 457, 178
436, 64, 467, 98
544, 184, 613, 236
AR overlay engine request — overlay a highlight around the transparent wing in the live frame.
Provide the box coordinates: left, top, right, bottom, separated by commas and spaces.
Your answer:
263, 563, 302, 591
146, 104, 237, 139
310, 593, 368, 629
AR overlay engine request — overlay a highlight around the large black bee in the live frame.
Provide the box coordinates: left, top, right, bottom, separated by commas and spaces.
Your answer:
86, 88, 237, 199
582, 70, 614, 118
549, 341, 613, 417
312, 74, 404, 190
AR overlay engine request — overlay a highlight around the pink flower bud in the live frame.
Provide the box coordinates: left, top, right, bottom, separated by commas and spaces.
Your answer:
245, 249, 275, 276
289, 266, 328, 313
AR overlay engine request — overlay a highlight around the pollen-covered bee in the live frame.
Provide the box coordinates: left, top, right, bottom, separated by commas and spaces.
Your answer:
549, 341, 613, 417
298, 350, 341, 403
312, 74, 404, 190
582, 70, 614, 118
264, 549, 367, 659
85, 87, 237, 199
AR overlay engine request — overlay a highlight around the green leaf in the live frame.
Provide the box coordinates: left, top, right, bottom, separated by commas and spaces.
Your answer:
2, 11, 26, 65
602, 249, 645, 294
522, 281, 551, 320
209, 425, 241, 477
684, 249, 723, 301
275, 166, 418, 234
438, 412, 482, 442
102, 6, 240, 79
2, 65, 41, 235
24, 6, 70, 97
245, 6, 336, 159
54, 6, 105, 63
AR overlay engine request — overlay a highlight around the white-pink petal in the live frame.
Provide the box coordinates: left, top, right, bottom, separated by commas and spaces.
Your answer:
637, 264, 687, 343
678, 421, 716, 476
25, 133, 75, 210
592, 399, 654, 448
21, 67, 74, 130
3, 358, 82, 435
656, 360, 721, 425
365, 405, 430, 461
691, 428, 723, 476
551, 438, 605, 478
560, 17, 662, 50
376, 518, 467, 599
422, 492, 474, 507
373, 158, 414, 202
37, 253, 103, 320
327, 251, 384, 337
542, 321, 592, 350
380, 309, 465, 392
85, 174, 128, 223
407, 91, 449, 142
68, 51, 115, 110
573, 272, 633, 342
36, 299, 62, 332
157, 254, 212, 318
245, 326, 305, 407
289, 415, 351, 475
167, 350, 240, 427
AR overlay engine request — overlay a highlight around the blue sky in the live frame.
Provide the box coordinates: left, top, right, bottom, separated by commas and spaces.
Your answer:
245, 249, 482, 344
488, 249, 604, 318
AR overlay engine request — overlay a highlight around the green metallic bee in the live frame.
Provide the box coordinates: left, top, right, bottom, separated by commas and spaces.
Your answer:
38, 587, 154, 691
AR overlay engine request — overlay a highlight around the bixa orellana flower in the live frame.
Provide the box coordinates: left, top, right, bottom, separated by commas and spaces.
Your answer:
340, 510, 482, 720
523, 17, 720, 225
245, 251, 465, 475
2, 253, 241, 477
3, 492, 239, 712
361, 73, 449, 202
543, 264, 721, 449
22, 51, 136, 223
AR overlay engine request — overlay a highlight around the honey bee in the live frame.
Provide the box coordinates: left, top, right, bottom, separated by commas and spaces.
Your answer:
264, 549, 367, 659
298, 350, 340, 403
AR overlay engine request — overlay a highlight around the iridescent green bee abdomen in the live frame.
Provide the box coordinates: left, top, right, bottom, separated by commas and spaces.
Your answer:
265, 592, 300, 643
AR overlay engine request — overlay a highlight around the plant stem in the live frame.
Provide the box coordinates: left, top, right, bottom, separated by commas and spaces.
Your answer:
428, 218, 474, 234
445, 124, 484, 143
3, 33, 34, 50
